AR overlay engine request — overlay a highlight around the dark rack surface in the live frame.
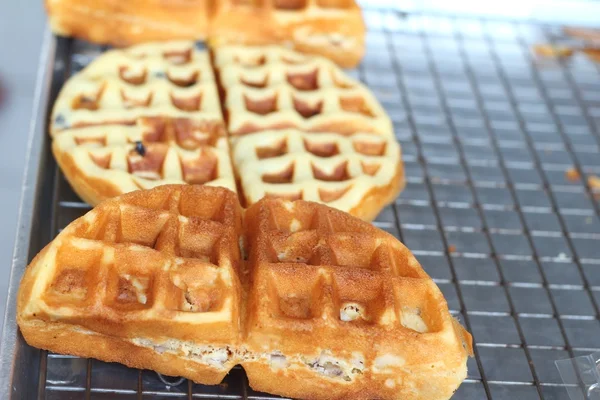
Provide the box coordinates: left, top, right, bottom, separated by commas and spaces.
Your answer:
20, 10, 600, 400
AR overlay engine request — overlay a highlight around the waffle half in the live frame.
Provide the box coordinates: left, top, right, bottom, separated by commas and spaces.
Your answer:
45, 0, 365, 67
215, 45, 403, 220
17, 185, 473, 400
210, 0, 365, 68
17, 185, 243, 383
45, 0, 210, 46
51, 42, 402, 220
51, 41, 236, 205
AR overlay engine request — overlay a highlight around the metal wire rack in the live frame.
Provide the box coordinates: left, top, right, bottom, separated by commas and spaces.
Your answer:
12, 8, 600, 400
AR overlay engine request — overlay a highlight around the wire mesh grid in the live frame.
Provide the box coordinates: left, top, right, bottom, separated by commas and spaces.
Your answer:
30, 8, 600, 400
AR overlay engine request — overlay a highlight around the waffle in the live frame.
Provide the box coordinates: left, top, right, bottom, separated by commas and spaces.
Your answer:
45, 1, 365, 67
209, 0, 366, 68
231, 129, 404, 221
17, 185, 244, 384
45, 0, 210, 46
242, 197, 473, 399
51, 41, 222, 135
52, 42, 402, 219
50, 41, 236, 206
214, 45, 391, 137
215, 45, 402, 219
17, 185, 472, 399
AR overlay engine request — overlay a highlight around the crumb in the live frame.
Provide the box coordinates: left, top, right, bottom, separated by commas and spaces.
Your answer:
588, 175, 600, 189
533, 44, 574, 58
583, 48, 600, 63
565, 167, 581, 182
448, 245, 456, 253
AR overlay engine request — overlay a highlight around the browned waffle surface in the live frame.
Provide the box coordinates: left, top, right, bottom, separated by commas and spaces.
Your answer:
214, 45, 391, 137
215, 45, 403, 220
17, 185, 471, 400
46, 0, 210, 45
17, 185, 243, 383
209, 0, 365, 67
242, 197, 473, 399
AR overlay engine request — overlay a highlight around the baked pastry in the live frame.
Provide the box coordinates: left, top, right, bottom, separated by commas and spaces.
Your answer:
51, 41, 402, 220
17, 185, 244, 384
209, 0, 366, 68
231, 129, 403, 221
215, 45, 403, 219
50, 41, 236, 205
45, 0, 210, 46
214, 45, 390, 136
17, 184, 473, 400
45, 0, 365, 67
242, 194, 473, 400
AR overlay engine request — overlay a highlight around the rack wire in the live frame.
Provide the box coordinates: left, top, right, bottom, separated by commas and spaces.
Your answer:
23, 9, 600, 400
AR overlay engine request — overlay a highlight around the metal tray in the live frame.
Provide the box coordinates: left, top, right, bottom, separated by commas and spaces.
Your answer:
2, 6, 600, 400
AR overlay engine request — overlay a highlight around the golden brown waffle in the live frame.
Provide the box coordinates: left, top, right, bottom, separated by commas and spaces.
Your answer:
45, 1, 364, 67
209, 0, 365, 68
17, 185, 243, 384
214, 45, 391, 136
50, 41, 236, 206
45, 0, 210, 46
231, 129, 404, 221
242, 197, 473, 399
17, 185, 472, 400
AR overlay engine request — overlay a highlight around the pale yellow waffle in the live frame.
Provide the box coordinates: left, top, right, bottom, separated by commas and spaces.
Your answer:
52, 118, 236, 205
17, 185, 244, 384
50, 41, 236, 206
17, 185, 473, 400
209, 0, 365, 68
51, 41, 222, 136
242, 197, 473, 400
215, 45, 401, 220
214, 45, 391, 136
231, 128, 404, 221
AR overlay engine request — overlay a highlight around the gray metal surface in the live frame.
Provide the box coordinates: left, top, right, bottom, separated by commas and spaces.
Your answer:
4, 8, 600, 400
0, 0, 47, 337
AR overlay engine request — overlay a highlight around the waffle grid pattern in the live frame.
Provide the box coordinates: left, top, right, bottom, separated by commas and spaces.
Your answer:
216, 45, 401, 215
50, 42, 236, 201
31, 187, 241, 335
232, 129, 401, 206
52, 119, 236, 192
209, 0, 365, 68
29, 9, 600, 400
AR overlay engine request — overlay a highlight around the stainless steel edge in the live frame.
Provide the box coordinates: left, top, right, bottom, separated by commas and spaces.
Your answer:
0, 28, 55, 398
